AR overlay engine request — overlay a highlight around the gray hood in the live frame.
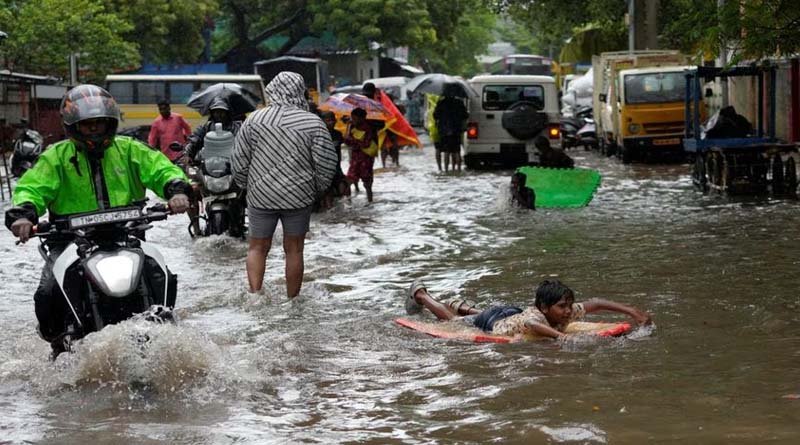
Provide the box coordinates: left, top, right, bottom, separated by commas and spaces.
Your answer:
264, 71, 309, 111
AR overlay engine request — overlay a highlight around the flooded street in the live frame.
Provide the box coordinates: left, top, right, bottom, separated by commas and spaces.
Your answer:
1, 137, 799, 444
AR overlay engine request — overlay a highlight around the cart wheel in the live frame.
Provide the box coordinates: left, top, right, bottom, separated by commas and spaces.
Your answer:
720, 154, 731, 191
752, 156, 768, 186
771, 155, 784, 194
694, 155, 707, 191
785, 156, 797, 193
705, 153, 717, 188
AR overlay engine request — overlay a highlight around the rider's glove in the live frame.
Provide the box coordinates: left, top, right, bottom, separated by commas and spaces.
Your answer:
168, 194, 191, 214
10, 218, 34, 243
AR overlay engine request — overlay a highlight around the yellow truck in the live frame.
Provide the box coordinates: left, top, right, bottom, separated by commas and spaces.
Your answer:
592, 51, 693, 163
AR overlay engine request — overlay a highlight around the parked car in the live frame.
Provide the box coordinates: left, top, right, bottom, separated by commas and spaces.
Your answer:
464, 75, 561, 169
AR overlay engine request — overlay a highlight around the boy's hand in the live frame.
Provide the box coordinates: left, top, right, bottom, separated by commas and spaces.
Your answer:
632, 310, 652, 326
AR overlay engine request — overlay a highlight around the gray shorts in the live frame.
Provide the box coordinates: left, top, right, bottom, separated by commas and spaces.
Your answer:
248, 206, 312, 239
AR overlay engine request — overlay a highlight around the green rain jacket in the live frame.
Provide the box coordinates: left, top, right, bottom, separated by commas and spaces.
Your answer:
12, 136, 188, 219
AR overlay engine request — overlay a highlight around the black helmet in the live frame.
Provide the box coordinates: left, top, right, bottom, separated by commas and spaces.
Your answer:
61, 84, 120, 152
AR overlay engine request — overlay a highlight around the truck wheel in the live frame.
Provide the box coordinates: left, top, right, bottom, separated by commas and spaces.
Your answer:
621, 144, 633, 164
605, 139, 617, 157
464, 155, 480, 170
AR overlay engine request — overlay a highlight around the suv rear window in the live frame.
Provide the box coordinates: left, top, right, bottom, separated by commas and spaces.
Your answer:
482, 85, 544, 111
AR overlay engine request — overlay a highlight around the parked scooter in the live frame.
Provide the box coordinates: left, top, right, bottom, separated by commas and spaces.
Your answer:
560, 106, 593, 150
10, 126, 45, 177
27, 202, 178, 358
576, 116, 597, 151
178, 123, 246, 238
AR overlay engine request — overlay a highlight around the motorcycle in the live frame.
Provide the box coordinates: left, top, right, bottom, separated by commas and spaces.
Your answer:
181, 123, 246, 238
10, 127, 45, 177
28, 202, 178, 358
560, 106, 593, 151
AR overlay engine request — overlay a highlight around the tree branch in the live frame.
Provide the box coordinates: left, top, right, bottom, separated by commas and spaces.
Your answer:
215, 7, 307, 62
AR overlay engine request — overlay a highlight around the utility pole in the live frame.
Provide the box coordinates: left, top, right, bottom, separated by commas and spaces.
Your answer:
69, 53, 79, 85
717, 0, 729, 107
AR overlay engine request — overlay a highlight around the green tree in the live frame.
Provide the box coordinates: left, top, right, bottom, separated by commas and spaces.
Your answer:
412, 0, 495, 76
497, 0, 800, 64
101, 0, 218, 64
662, 0, 800, 62
495, 0, 627, 56
0, 0, 139, 81
213, 0, 436, 73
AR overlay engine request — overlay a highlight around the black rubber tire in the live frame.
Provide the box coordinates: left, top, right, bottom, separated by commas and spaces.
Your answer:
694, 154, 707, 191
501, 101, 548, 140
464, 155, 480, 170
207, 211, 228, 236
771, 155, 784, 193
620, 143, 633, 164
784, 156, 797, 193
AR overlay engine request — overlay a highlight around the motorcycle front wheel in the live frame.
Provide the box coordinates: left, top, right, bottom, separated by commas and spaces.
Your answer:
207, 211, 229, 236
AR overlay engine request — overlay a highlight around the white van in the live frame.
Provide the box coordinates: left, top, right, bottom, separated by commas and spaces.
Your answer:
464, 75, 561, 168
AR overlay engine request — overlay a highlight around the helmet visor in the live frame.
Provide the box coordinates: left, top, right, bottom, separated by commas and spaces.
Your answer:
62, 85, 121, 125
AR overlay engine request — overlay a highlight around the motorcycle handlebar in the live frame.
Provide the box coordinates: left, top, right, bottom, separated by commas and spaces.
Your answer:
25, 203, 173, 240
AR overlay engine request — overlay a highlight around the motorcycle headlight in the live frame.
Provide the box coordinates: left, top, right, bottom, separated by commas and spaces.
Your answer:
628, 123, 641, 134
85, 249, 144, 297
202, 156, 231, 178
204, 175, 232, 193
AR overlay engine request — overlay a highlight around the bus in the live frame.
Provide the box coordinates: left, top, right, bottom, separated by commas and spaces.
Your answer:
254, 56, 329, 104
104, 74, 267, 135
488, 54, 554, 76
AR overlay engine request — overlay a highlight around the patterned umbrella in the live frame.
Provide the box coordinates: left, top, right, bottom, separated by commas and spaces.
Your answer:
319, 92, 421, 148
319, 93, 394, 121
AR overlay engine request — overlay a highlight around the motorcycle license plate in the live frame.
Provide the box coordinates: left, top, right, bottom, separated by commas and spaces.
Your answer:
69, 208, 142, 229
653, 138, 680, 146
203, 192, 238, 206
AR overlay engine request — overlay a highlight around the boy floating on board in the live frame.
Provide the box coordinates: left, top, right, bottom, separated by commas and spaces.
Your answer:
405, 279, 652, 340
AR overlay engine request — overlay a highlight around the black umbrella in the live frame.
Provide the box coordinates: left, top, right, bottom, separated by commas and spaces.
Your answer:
408, 74, 477, 98
186, 83, 261, 116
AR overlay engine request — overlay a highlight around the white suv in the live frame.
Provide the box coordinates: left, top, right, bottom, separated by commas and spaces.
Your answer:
464, 75, 561, 168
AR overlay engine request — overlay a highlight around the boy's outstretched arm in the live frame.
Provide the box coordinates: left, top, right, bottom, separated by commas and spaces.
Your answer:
524, 321, 567, 340
582, 298, 652, 326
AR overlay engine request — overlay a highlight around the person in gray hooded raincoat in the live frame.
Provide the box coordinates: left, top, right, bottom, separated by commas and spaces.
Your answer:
232, 71, 337, 298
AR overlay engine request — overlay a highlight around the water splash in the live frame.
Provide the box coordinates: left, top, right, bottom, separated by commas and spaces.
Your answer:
46, 319, 225, 396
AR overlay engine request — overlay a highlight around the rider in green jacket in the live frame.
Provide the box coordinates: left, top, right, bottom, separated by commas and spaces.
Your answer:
4, 85, 192, 346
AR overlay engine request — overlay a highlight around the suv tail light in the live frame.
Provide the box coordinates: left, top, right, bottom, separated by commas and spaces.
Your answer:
466, 122, 479, 139
548, 124, 560, 139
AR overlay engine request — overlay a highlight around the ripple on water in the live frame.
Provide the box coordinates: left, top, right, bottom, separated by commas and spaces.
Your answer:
539, 423, 607, 443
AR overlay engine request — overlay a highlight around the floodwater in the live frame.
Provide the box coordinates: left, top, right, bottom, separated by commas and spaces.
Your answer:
1, 138, 799, 444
